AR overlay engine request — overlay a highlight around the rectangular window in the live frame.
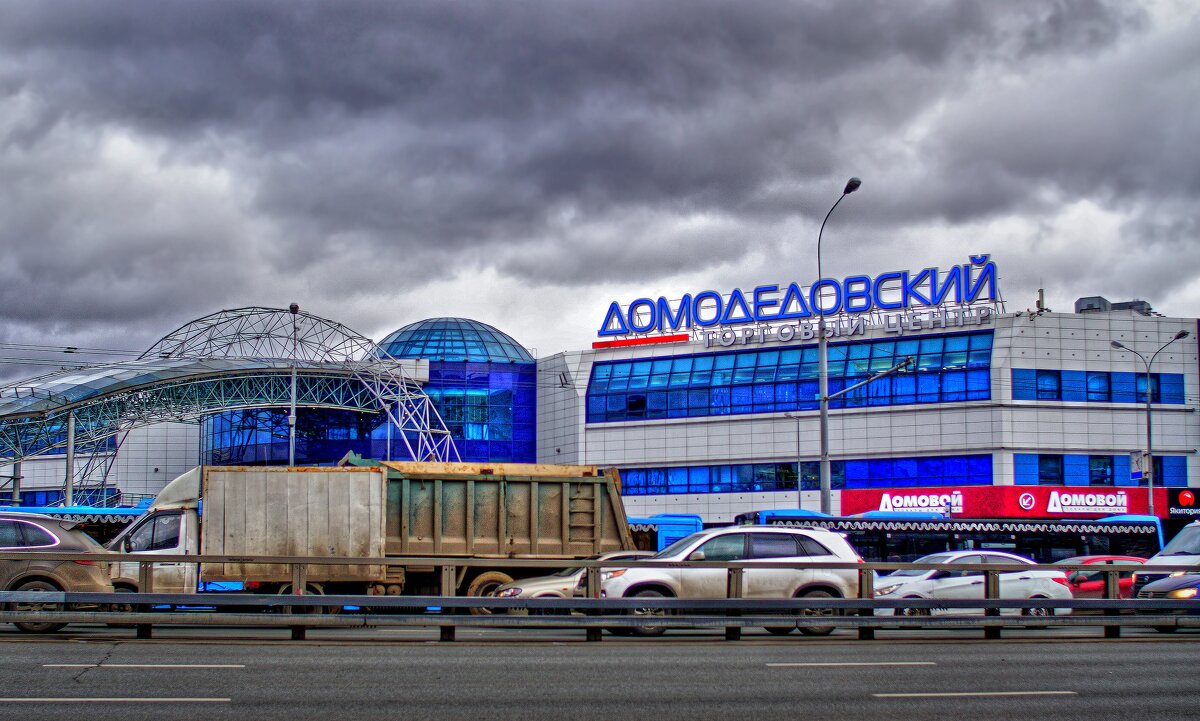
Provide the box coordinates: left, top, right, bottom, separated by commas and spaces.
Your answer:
1089, 456, 1115, 486
1038, 455, 1065, 485
1036, 370, 1062, 400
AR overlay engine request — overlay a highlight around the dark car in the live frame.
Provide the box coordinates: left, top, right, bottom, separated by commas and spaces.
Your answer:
0, 511, 115, 632
1055, 555, 1145, 600
1136, 573, 1200, 633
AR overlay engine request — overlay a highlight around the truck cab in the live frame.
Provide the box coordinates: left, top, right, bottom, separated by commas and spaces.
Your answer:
107, 468, 202, 594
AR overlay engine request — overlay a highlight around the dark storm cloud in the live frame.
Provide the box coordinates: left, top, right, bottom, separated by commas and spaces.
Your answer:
0, 0, 1192, 378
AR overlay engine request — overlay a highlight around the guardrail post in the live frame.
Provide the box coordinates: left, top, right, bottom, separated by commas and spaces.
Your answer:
725, 567, 743, 641
1103, 568, 1121, 639
136, 561, 153, 639
857, 567, 875, 641
440, 565, 456, 642
585, 567, 602, 642
290, 564, 307, 641
983, 570, 1001, 640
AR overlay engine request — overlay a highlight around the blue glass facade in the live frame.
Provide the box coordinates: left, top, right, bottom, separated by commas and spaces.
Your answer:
379, 318, 536, 464
620, 454, 993, 496
587, 331, 993, 423
203, 318, 537, 466
1014, 453, 1188, 487
1011, 369, 1185, 404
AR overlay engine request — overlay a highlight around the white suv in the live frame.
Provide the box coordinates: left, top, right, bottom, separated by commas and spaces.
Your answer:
601, 525, 863, 636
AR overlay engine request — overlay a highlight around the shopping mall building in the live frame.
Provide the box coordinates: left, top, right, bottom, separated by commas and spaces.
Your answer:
4, 256, 1198, 527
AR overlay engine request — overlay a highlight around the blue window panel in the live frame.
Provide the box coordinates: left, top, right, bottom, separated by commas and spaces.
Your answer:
688, 466, 710, 493
646, 392, 668, 419
1086, 372, 1110, 402
710, 387, 731, 415
1113, 455, 1134, 486
916, 374, 941, 403
1063, 454, 1090, 486
966, 369, 990, 400
942, 371, 967, 402
894, 458, 918, 483
893, 374, 917, 405
1011, 369, 1037, 400
1014, 454, 1040, 485
797, 381, 819, 408
1160, 374, 1185, 404
1110, 372, 1137, 403
1061, 371, 1087, 402
733, 465, 755, 491
1162, 456, 1187, 487
667, 467, 688, 493
687, 389, 710, 410
917, 456, 944, 480
667, 390, 688, 418
731, 386, 753, 413
753, 384, 775, 408
1036, 370, 1061, 400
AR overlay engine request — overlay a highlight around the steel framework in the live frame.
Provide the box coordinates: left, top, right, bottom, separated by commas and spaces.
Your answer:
0, 307, 459, 493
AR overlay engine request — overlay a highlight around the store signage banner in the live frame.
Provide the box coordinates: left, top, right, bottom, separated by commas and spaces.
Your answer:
1167, 488, 1199, 518
598, 255, 999, 337
841, 485, 1169, 519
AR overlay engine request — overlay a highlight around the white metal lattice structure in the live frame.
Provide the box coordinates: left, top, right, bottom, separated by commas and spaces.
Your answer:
139, 307, 460, 463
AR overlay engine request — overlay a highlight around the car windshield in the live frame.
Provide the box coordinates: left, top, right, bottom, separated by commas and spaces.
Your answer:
887, 553, 956, 577
654, 532, 708, 559
1159, 525, 1200, 556
551, 567, 581, 577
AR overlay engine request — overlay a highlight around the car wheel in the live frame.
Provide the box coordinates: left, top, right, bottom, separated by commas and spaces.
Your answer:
465, 572, 514, 616
106, 587, 139, 628
1021, 597, 1054, 628
763, 625, 795, 636
796, 589, 840, 637
898, 596, 931, 618
10, 580, 67, 634
1153, 625, 1178, 634
629, 589, 668, 637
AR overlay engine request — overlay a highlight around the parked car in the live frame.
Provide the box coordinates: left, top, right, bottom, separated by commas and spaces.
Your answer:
874, 550, 1072, 619
0, 511, 115, 633
492, 550, 655, 606
1135, 573, 1200, 632
1132, 521, 1200, 595
601, 525, 863, 637
1054, 555, 1145, 600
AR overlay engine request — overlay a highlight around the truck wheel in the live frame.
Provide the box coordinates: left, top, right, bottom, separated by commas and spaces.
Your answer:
796, 589, 839, 637
11, 580, 67, 633
629, 589, 668, 637
465, 571, 514, 616
106, 587, 139, 628
277, 583, 338, 615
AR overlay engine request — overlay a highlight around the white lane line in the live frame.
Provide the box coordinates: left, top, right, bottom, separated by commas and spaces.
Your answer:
44, 664, 245, 669
873, 691, 1077, 698
0, 698, 231, 703
769, 662, 937, 667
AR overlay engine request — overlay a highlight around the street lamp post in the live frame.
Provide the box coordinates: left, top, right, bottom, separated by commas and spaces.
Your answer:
816, 177, 861, 515
1110, 329, 1190, 516
288, 302, 300, 467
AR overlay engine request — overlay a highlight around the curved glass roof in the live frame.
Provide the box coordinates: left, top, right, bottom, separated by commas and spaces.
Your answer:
378, 318, 534, 363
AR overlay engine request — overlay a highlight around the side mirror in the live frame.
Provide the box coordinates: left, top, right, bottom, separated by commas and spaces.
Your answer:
1067, 572, 1082, 585
122, 537, 132, 552
688, 551, 706, 562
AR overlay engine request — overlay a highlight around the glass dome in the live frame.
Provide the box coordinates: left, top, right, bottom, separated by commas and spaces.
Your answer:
378, 318, 534, 363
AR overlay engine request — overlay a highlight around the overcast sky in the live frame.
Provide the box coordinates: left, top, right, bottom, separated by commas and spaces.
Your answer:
1, 0, 1197, 379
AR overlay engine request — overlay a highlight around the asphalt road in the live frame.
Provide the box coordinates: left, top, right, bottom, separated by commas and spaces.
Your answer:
0, 626, 1196, 721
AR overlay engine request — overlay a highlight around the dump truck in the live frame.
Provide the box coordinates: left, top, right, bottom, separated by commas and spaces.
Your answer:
108, 458, 635, 599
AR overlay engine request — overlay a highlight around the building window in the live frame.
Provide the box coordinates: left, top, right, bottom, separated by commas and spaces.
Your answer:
620, 454, 992, 497
1037, 455, 1064, 485
1089, 456, 1115, 486
587, 331, 993, 423
1086, 372, 1110, 402
1035, 370, 1061, 400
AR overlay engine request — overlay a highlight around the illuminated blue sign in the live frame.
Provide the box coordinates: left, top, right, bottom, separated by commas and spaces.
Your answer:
598, 255, 998, 338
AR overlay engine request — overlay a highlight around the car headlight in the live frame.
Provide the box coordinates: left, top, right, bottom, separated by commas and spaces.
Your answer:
1168, 588, 1198, 600
1169, 571, 1187, 578
875, 584, 903, 597
493, 587, 522, 598
601, 569, 626, 582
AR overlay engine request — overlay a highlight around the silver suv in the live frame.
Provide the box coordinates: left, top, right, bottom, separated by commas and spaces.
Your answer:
1, 512, 115, 633
601, 525, 862, 636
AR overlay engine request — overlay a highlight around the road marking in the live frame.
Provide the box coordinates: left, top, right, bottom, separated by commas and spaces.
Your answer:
873, 691, 1077, 698
44, 664, 245, 669
769, 662, 937, 667
0, 698, 231, 703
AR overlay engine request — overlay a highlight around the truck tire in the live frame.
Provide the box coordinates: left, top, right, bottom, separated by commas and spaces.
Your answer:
10, 580, 67, 633
796, 589, 839, 637
465, 571, 514, 615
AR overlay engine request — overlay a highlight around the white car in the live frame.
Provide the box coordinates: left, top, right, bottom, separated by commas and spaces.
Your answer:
601, 525, 863, 636
491, 550, 655, 602
874, 550, 1073, 618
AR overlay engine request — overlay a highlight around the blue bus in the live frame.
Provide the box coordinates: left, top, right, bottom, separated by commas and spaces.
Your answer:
733, 509, 1163, 563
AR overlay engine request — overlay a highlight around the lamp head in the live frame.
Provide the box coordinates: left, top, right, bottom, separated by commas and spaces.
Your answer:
1173, 330, 1190, 340
289, 303, 300, 315
1110, 340, 1126, 350
843, 177, 862, 195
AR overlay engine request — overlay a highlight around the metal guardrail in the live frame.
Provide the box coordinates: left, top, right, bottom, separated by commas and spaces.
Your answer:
1, 551, 1196, 642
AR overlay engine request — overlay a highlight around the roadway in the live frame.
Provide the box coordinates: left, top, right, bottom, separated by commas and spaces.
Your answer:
0, 625, 1195, 721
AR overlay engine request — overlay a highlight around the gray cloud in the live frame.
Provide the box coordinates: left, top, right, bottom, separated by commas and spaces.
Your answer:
0, 0, 1194, 380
